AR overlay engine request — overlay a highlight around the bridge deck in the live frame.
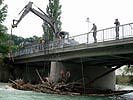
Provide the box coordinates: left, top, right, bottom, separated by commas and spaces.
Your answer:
13, 23, 133, 66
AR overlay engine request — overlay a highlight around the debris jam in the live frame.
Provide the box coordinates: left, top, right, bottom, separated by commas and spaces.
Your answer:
9, 78, 133, 96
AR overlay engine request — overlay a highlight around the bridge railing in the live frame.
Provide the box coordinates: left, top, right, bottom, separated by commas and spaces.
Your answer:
14, 23, 133, 57
71, 23, 133, 44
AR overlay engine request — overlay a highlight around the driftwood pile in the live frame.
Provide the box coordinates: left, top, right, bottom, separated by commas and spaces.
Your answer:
9, 79, 87, 95
9, 79, 133, 96
9, 69, 133, 96
9, 68, 83, 95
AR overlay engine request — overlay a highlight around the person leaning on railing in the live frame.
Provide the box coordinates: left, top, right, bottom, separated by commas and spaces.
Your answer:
90, 23, 97, 43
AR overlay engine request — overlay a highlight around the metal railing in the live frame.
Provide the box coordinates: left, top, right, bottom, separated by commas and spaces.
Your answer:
13, 23, 133, 57
72, 23, 133, 44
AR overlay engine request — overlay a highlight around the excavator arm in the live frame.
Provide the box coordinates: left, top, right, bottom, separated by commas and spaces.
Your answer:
12, 2, 58, 38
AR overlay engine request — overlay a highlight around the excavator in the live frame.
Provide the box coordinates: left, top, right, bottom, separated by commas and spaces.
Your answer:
12, 1, 66, 39
12, 1, 78, 47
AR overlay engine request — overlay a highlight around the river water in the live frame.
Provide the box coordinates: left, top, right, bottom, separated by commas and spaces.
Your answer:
0, 83, 133, 100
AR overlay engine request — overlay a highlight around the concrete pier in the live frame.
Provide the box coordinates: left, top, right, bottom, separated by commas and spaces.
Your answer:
49, 61, 116, 90
85, 66, 116, 90
50, 61, 65, 83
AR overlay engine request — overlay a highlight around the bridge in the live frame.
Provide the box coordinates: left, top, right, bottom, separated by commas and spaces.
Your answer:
13, 23, 133, 91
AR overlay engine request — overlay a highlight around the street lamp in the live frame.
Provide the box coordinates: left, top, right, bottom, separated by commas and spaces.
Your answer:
86, 17, 90, 32
86, 17, 91, 44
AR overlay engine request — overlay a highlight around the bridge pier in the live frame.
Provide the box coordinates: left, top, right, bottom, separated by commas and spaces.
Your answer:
50, 61, 65, 83
85, 66, 116, 90
49, 61, 116, 90
63, 62, 116, 91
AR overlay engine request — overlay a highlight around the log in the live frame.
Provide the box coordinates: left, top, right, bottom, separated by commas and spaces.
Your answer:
35, 69, 45, 84
9, 79, 23, 89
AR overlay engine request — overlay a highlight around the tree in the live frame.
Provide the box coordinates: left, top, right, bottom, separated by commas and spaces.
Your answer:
42, 0, 62, 41
123, 65, 133, 84
123, 65, 133, 75
0, 0, 8, 53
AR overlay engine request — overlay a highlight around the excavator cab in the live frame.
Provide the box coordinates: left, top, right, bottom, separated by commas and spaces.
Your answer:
12, 19, 18, 28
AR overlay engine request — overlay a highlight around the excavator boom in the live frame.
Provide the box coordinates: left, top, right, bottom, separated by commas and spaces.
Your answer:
12, 2, 58, 38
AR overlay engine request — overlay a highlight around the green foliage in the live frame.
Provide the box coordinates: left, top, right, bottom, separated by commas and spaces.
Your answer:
0, 0, 8, 54
7, 34, 24, 51
7, 34, 41, 50
116, 75, 130, 85
46, 0, 62, 22
42, 0, 62, 41
32, 35, 41, 43
42, 22, 53, 41
0, 43, 8, 53
0, 0, 7, 23
116, 65, 133, 85
0, 0, 7, 38
123, 65, 133, 75
116, 75, 133, 85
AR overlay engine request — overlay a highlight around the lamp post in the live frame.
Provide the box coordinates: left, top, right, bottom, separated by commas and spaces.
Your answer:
86, 17, 90, 44
86, 17, 90, 32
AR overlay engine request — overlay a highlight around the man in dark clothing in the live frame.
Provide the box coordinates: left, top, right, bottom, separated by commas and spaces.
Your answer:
91, 23, 97, 43
114, 19, 120, 39
59, 31, 69, 39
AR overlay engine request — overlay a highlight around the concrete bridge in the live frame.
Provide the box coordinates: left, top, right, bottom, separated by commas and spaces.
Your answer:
13, 23, 133, 91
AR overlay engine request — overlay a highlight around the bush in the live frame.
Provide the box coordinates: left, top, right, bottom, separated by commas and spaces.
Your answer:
116, 75, 132, 85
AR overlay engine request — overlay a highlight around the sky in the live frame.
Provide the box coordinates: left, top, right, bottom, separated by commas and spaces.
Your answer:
3, 0, 133, 38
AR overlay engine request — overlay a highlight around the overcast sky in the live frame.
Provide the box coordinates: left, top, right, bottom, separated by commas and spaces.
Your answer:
4, 0, 133, 38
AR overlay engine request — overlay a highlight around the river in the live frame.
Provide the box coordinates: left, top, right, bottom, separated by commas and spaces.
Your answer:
0, 83, 133, 100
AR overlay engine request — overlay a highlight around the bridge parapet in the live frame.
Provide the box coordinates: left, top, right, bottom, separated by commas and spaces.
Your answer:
14, 23, 133, 57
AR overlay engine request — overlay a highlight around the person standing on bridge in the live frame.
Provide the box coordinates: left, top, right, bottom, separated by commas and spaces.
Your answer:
114, 19, 120, 39
90, 23, 97, 43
